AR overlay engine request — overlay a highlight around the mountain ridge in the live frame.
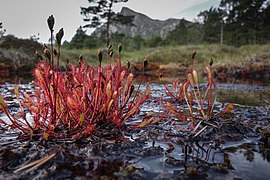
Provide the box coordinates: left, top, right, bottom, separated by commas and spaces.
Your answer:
94, 7, 188, 39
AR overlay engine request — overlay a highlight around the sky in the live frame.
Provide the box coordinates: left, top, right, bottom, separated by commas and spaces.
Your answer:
0, 0, 220, 43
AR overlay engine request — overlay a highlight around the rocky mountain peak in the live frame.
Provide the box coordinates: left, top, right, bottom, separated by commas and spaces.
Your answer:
95, 7, 185, 39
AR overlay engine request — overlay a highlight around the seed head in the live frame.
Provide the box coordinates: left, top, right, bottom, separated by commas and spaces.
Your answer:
108, 43, 112, 51
43, 47, 51, 61
56, 28, 64, 46
109, 50, 114, 57
79, 54, 83, 61
127, 60, 131, 69
209, 58, 214, 67
143, 58, 148, 69
118, 43, 122, 54
47, 15, 55, 32
78, 55, 83, 66
192, 51, 196, 59
97, 49, 102, 66
53, 48, 57, 56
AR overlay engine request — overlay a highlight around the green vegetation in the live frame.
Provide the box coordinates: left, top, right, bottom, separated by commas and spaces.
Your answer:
196, 0, 270, 46
61, 44, 270, 70
71, 0, 270, 48
62, 0, 270, 70
218, 89, 270, 106
2, 1, 270, 74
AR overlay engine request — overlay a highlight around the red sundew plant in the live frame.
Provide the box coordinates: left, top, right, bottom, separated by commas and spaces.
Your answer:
0, 15, 150, 140
162, 54, 236, 140
164, 52, 232, 125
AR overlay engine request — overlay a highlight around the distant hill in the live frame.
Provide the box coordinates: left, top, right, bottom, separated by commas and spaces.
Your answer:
0, 35, 42, 73
94, 7, 188, 39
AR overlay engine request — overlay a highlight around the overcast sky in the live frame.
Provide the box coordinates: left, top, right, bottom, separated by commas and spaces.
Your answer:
0, 0, 220, 43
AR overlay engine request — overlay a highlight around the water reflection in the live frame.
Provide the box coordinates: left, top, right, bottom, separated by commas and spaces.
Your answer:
223, 143, 270, 180
0, 74, 32, 84
2, 71, 270, 85
216, 75, 270, 86
259, 144, 270, 162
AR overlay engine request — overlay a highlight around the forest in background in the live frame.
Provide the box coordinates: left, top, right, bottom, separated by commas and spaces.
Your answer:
1, 0, 270, 74
63, 0, 270, 50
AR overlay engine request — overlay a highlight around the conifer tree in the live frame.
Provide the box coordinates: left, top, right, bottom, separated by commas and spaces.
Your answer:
81, 0, 134, 46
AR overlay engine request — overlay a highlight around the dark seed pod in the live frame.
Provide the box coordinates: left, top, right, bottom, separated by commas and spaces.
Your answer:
209, 58, 214, 67
56, 28, 64, 46
109, 50, 114, 57
43, 47, 51, 61
53, 48, 57, 56
143, 58, 148, 69
192, 51, 196, 59
43, 44, 48, 49
127, 60, 131, 69
79, 55, 83, 61
47, 15, 55, 32
118, 43, 122, 54
108, 43, 112, 51
97, 49, 102, 66
78, 55, 83, 67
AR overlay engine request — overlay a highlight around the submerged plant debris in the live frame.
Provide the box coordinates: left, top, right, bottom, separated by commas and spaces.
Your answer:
1, 82, 270, 179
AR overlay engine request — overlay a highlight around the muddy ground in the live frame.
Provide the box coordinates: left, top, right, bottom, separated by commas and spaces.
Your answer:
1, 82, 270, 179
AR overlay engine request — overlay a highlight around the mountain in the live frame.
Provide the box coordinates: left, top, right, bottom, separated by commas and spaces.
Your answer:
94, 7, 187, 39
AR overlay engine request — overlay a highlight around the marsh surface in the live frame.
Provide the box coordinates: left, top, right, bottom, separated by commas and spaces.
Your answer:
1, 76, 270, 179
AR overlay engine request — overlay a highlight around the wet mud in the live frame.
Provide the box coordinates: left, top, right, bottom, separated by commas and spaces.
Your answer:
1, 81, 270, 179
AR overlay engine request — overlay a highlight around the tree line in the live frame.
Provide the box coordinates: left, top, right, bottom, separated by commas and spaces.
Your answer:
198, 0, 270, 46
64, 0, 270, 49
